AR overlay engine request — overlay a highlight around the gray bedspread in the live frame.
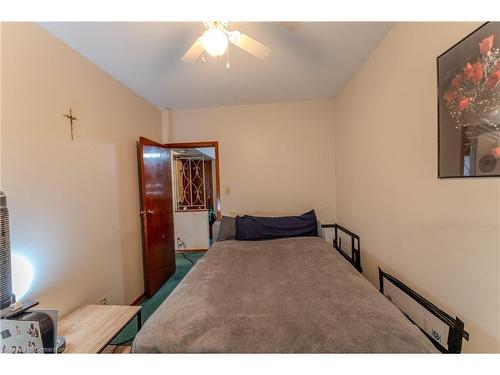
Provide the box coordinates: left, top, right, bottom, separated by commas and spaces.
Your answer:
132, 237, 438, 353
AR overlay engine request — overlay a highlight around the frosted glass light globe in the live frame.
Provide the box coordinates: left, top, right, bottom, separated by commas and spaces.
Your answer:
202, 28, 228, 57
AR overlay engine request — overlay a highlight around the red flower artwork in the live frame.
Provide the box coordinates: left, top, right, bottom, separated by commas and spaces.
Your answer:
456, 97, 470, 112
479, 35, 494, 55
450, 74, 463, 89
486, 70, 500, 89
443, 89, 456, 105
463, 62, 484, 83
463, 62, 473, 78
442, 31, 499, 129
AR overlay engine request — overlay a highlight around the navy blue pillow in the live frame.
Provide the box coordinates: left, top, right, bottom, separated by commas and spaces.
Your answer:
235, 210, 318, 241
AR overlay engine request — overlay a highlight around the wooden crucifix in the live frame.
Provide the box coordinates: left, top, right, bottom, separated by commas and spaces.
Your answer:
63, 108, 79, 141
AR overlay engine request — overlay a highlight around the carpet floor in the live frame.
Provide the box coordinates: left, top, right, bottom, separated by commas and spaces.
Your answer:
111, 251, 205, 345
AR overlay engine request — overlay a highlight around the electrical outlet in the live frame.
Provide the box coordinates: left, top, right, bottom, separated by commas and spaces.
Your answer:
99, 297, 107, 305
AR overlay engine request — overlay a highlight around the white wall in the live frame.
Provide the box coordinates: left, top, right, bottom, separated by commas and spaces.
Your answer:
334, 22, 500, 353
1, 23, 162, 316
174, 211, 209, 250
161, 108, 171, 144
171, 100, 336, 223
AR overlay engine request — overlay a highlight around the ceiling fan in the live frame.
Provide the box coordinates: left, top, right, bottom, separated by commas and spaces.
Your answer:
181, 21, 271, 66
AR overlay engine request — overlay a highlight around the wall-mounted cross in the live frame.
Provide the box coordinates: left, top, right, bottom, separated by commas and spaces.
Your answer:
63, 108, 79, 141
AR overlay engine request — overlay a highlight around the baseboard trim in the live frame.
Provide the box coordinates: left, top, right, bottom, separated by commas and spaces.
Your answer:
130, 292, 146, 306
176, 248, 208, 252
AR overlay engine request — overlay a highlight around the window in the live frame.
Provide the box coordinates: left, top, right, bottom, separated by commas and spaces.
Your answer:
174, 156, 208, 210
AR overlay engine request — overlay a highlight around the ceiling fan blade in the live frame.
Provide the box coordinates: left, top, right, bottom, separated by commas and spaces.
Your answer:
181, 38, 204, 63
231, 32, 271, 59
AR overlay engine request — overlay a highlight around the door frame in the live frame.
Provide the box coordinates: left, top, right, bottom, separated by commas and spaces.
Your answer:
165, 141, 222, 220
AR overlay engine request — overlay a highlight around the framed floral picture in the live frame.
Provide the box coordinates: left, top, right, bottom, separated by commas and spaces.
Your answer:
438, 22, 500, 178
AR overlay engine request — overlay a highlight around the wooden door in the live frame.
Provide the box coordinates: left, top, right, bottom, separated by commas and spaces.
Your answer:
138, 137, 175, 297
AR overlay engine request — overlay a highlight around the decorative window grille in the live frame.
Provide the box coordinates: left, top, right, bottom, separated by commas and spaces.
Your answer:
174, 156, 207, 210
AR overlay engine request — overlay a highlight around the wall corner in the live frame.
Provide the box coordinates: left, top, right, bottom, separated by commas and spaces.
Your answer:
161, 108, 172, 144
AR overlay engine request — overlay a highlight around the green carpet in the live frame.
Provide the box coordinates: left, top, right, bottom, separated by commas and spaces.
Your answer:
111, 252, 205, 345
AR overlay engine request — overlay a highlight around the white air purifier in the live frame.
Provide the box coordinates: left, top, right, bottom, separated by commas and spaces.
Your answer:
0, 191, 14, 310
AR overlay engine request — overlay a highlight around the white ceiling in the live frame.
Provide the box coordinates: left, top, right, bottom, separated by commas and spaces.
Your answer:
40, 22, 394, 109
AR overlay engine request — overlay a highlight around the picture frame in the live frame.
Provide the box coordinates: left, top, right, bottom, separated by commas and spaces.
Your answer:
437, 22, 500, 178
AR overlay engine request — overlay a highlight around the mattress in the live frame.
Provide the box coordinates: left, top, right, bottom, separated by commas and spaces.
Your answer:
132, 237, 438, 353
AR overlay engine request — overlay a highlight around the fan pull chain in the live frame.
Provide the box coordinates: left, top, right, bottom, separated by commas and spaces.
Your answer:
226, 46, 230, 69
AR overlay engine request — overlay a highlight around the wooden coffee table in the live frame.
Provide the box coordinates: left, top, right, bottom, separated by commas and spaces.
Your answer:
58, 304, 141, 353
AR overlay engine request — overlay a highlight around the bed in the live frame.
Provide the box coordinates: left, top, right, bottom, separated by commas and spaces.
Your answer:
132, 228, 439, 353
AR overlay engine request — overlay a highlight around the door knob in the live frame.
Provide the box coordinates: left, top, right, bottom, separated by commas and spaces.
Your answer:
140, 209, 157, 216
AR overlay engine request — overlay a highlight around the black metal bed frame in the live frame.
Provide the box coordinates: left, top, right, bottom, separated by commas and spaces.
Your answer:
379, 268, 469, 353
322, 223, 362, 273
321, 223, 469, 353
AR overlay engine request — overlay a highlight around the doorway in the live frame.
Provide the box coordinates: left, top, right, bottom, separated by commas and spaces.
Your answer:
167, 141, 221, 251
138, 138, 221, 297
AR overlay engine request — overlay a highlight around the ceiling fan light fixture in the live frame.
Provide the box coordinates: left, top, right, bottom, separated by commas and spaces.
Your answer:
228, 31, 240, 44
201, 28, 228, 57
181, 22, 271, 64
